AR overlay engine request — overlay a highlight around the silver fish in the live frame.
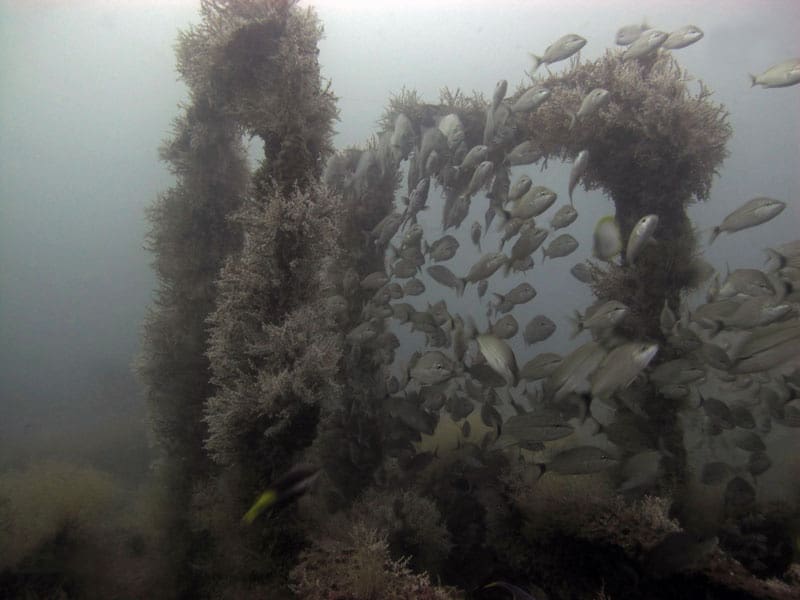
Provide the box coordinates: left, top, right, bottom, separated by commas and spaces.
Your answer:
544, 342, 606, 401
510, 86, 551, 113
662, 25, 704, 50
493, 283, 537, 314
622, 29, 668, 61
504, 410, 574, 443
550, 205, 579, 230
418, 127, 447, 171
410, 351, 456, 386
523, 315, 556, 345
570, 300, 629, 338
402, 278, 425, 296
458, 144, 490, 173
490, 314, 519, 339
471, 221, 482, 253
618, 450, 662, 492
593, 216, 622, 261
390, 113, 415, 159
437, 113, 465, 151
750, 57, 800, 88
463, 253, 508, 288
391, 258, 418, 279
509, 174, 533, 202
615, 20, 649, 46
426, 265, 464, 296
464, 160, 494, 198
546, 446, 619, 475
499, 217, 525, 249
492, 79, 508, 109
570, 89, 610, 130
424, 235, 460, 262
542, 233, 578, 261
590, 342, 659, 400
371, 211, 404, 248
391, 302, 415, 323
530, 33, 587, 72
626, 214, 659, 264
716, 268, 775, 299
567, 149, 589, 204
346, 321, 378, 345
709, 197, 786, 244
505, 186, 557, 220
505, 227, 548, 274
570, 262, 595, 284
360, 271, 389, 290
520, 353, 563, 382
476, 333, 519, 386
507, 141, 543, 166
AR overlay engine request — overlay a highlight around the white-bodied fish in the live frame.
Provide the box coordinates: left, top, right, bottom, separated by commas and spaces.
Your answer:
570, 300, 628, 338
492, 79, 508, 109
622, 29, 668, 61
542, 233, 579, 261
509, 174, 533, 202
511, 86, 551, 113
475, 332, 519, 386
626, 214, 659, 264
569, 89, 610, 130
615, 20, 649, 46
709, 197, 786, 244
530, 34, 587, 72
662, 25, 704, 50
545, 445, 619, 475
470, 221, 482, 253
410, 351, 457, 386
550, 205, 579, 231
593, 215, 622, 261
749, 58, 800, 88
437, 113, 465, 152
590, 342, 659, 400
568, 149, 589, 204
503, 185, 557, 221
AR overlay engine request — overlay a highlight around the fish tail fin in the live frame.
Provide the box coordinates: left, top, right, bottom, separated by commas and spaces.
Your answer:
708, 227, 721, 245
422, 240, 430, 255
764, 247, 785, 269
708, 319, 724, 338
568, 310, 584, 339
748, 73, 757, 87
567, 110, 577, 130
501, 258, 512, 277
529, 54, 541, 73
457, 278, 466, 298
541, 246, 547, 262
477, 240, 482, 253
464, 315, 478, 341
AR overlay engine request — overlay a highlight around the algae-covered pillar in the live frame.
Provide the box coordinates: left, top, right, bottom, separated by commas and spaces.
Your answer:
518, 51, 731, 339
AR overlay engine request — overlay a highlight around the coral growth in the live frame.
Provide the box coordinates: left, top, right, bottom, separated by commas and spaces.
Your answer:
289, 524, 460, 600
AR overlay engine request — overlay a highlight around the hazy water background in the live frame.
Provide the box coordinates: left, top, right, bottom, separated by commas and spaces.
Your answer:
0, 0, 798, 472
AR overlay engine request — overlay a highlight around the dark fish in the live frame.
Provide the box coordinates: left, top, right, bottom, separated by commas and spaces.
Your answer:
504, 411, 574, 443
645, 532, 717, 578
546, 446, 618, 475
523, 315, 556, 345
700, 461, 733, 485
724, 476, 756, 517
747, 451, 772, 476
